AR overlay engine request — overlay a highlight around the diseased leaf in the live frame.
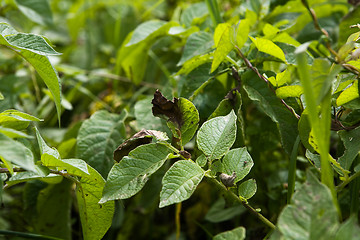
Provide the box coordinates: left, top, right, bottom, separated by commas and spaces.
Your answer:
222, 148, 254, 184
76, 110, 127, 177
197, 110, 237, 161
338, 126, 360, 170
100, 143, 173, 203
76, 165, 114, 240
238, 179, 257, 199
277, 171, 338, 240
159, 160, 205, 208
213, 227, 246, 240
250, 36, 286, 62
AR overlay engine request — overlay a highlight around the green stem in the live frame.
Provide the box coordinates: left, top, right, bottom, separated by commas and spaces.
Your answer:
207, 177, 276, 229
336, 169, 360, 192
0, 230, 61, 240
287, 135, 301, 203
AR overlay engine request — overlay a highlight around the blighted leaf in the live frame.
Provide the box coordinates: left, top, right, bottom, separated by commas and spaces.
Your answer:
277, 171, 338, 240
250, 36, 286, 62
113, 129, 168, 162
76, 165, 114, 240
220, 171, 236, 187
204, 197, 245, 223
213, 227, 246, 240
197, 110, 237, 161
276, 85, 303, 98
238, 179, 257, 199
76, 110, 127, 177
338, 126, 360, 170
100, 143, 173, 203
159, 160, 204, 208
222, 148, 254, 184
152, 90, 199, 145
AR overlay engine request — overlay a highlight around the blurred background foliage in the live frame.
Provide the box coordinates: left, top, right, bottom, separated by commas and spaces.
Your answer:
0, 0, 359, 239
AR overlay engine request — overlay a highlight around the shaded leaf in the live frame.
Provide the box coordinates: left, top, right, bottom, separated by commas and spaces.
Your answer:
15, 0, 53, 26
100, 143, 173, 203
159, 160, 204, 208
213, 227, 246, 240
41, 154, 89, 177
126, 20, 167, 46
205, 197, 245, 223
76, 110, 127, 177
338, 126, 360, 170
222, 148, 254, 184
197, 110, 237, 161
238, 179, 257, 199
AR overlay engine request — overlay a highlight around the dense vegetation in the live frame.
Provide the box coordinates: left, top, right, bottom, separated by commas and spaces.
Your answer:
0, 0, 360, 239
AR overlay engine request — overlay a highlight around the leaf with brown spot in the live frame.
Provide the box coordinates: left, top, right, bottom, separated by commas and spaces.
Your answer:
151, 90, 182, 127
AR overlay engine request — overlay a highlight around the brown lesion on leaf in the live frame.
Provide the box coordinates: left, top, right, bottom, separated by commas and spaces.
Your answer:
151, 89, 183, 128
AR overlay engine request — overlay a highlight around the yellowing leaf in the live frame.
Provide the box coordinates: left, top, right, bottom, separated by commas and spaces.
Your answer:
236, 19, 250, 49
276, 85, 303, 98
336, 81, 359, 106
268, 69, 292, 87
214, 23, 230, 47
250, 36, 287, 62
211, 24, 234, 72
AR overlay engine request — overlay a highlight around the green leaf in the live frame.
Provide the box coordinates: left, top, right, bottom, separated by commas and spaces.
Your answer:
159, 160, 205, 208
197, 110, 237, 161
242, 70, 298, 155
7, 172, 63, 187
204, 197, 245, 223
126, 20, 170, 46
0, 126, 33, 138
211, 23, 234, 72
134, 97, 166, 131
0, 109, 42, 130
180, 2, 208, 28
35, 127, 60, 159
236, 19, 250, 49
196, 154, 207, 167
276, 85, 303, 98
175, 98, 199, 145
33, 179, 72, 239
76, 110, 127, 177
222, 148, 254, 184
0, 133, 36, 173
250, 36, 286, 62
41, 154, 89, 177
335, 216, 360, 240
238, 179, 257, 199
76, 165, 114, 240
277, 171, 338, 240
100, 143, 173, 203
338, 126, 360, 170
0, 23, 62, 122
176, 53, 213, 76
213, 227, 246, 240
336, 81, 359, 106
15, 0, 53, 26
268, 68, 292, 87
177, 31, 213, 66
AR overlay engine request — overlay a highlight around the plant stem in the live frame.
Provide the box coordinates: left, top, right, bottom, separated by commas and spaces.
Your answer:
336, 169, 360, 192
0, 230, 62, 239
207, 177, 276, 230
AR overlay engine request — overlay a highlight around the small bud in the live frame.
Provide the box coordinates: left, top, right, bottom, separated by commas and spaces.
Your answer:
220, 171, 237, 187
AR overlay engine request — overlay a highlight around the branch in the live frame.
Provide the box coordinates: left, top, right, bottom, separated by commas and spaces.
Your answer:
234, 46, 300, 119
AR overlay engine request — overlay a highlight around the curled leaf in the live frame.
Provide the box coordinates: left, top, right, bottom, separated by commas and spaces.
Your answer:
151, 90, 182, 127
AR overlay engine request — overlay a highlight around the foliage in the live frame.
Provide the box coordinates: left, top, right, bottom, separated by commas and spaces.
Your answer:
1, 0, 360, 239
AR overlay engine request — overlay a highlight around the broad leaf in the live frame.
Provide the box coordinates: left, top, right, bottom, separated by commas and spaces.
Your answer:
76, 110, 127, 177
197, 110, 237, 161
236, 19, 250, 49
204, 197, 245, 223
7, 172, 63, 187
277, 171, 338, 240
126, 20, 169, 46
213, 227, 246, 240
276, 85, 303, 98
222, 148, 254, 184
242, 70, 298, 155
0, 133, 36, 173
336, 81, 359, 106
76, 165, 114, 240
35, 127, 60, 159
180, 2, 208, 28
0, 126, 33, 138
211, 23, 234, 72
250, 37, 286, 62
41, 154, 89, 176
335, 216, 360, 240
174, 98, 199, 145
238, 179, 257, 199
0, 23, 62, 121
100, 143, 173, 203
338, 126, 360, 170
0, 109, 42, 130
177, 31, 213, 66
159, 160, 205, 208
15, 0, 53, 26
